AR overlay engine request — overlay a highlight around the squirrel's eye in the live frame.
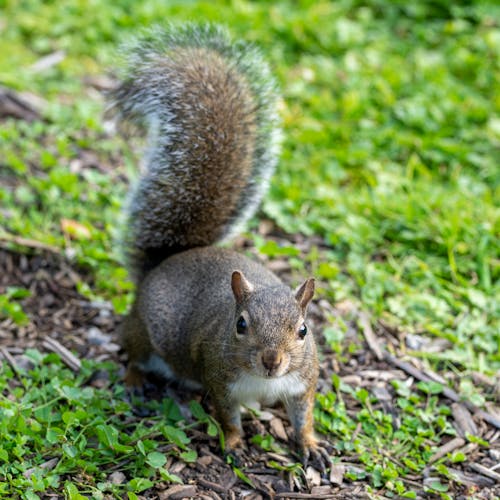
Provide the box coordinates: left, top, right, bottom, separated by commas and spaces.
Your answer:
236, 316, 248, 334
298, 323, 308, 339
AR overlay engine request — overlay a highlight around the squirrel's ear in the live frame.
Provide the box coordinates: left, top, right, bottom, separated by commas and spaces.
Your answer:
295, 278, 315, 313
231, 270, 254, 304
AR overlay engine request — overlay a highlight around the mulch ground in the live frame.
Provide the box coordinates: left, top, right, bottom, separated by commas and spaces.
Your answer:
0, 244, 499, 500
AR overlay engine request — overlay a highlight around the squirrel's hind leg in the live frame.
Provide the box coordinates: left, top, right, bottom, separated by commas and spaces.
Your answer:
120, 305, 154, 388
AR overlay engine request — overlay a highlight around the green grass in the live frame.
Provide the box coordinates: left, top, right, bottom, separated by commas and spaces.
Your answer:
0, 0, 499, 498
0, 351, 209, 498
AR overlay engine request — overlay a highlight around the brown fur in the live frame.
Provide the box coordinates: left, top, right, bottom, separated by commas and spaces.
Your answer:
122, 247, 323, 458
132, 48, 258, 252
115, 25, 326, 465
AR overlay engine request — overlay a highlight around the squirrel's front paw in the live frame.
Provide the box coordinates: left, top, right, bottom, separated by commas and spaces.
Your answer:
224, 426, 244, 451
300, 438, 332, 476
222, 427, 246, 466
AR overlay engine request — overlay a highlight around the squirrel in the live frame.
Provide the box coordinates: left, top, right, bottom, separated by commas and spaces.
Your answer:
109, 23, 329, 467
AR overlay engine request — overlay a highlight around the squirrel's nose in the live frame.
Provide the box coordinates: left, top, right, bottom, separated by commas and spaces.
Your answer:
261, 349, 282, 374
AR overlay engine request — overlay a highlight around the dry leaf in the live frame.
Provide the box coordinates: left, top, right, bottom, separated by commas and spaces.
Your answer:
61, 218, 91, 240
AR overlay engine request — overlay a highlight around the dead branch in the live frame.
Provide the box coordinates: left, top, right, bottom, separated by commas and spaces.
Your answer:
0, 232, 60, 255
358, 312, 383, 361
428, 437, 466, 464
42, 337, 81, 372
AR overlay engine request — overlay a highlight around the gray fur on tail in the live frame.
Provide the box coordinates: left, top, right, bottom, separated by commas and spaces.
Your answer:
108, 23, 281, 282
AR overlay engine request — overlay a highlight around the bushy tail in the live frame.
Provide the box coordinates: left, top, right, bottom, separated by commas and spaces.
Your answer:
108, 23, 281, 282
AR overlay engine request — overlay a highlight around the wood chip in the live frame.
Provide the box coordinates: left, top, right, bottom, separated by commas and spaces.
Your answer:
83, 74, 115, 91
266, 452, 291, 464
358, 369, 405, 381
457, 442, 478, 457
23, 457, 58, 478
305, 466, 321, 487
452, 403, 478, 437
475, 410, 500, 430
358, 312, 383, 360
198, 448, 225, 465
267, 260, 291, 273
484, 428, 499, 443
197, 454, 213, 467
310, 486, 333, 495
371, 386, 392, 401
424, 368, 447, 385
329, 463, 345, 485
471, 371, 496, 387
428, 437, 466, 464
197, 477, 228, 494
341, 375, 362, 386
108, 471, 126, 484
169, 461, 187, 475
42, 337, 81, 371
220, 470, 237, 491
240, 492, 263, 500
0, 86, 43, 121
469, 463, 500, 482
446, 467, 495, 488
256, 410, 274, 421
158, 484, 197, 499
30, 50, 66, 72
270, 417, 288, 441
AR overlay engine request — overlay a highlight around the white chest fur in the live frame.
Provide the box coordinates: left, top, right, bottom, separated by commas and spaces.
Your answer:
229, 371, 306, 406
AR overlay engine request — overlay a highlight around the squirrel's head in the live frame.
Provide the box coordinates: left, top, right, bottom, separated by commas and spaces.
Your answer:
230, 270, 315, 379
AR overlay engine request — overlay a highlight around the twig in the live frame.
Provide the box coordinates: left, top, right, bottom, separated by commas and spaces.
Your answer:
0, 231, 60, 254
266, 451, 292, 463
30, 51, 66, 72
469, 463, 500, 482
23, 457, 59, 478
442, 467, 495, 488
42, 337, 81, 372
0, 85, 43, 121
457, 442, 478, 457
428, 437, 466, 464
452, 403, 478, 437
380, 449, 405, 469
0, 346, 20, 375
358, 312, 383, 361
475, 410, 500, 430
196, 478, 228, 494
400, 477, 425, 489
